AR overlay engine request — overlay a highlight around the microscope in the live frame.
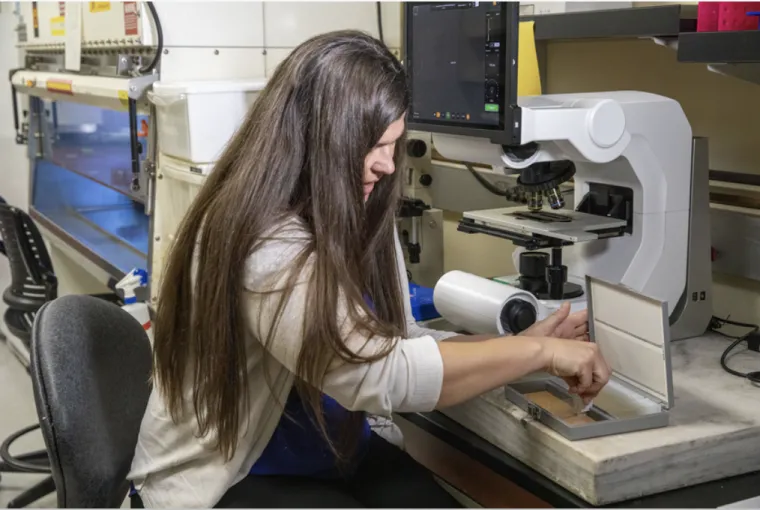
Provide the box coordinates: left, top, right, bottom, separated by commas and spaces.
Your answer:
404, 2, 712, 340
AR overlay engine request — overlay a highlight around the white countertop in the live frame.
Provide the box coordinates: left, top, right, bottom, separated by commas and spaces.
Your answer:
439, 333, 760, 505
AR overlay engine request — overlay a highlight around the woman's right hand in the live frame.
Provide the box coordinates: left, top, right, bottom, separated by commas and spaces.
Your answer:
540, 338, 610, 403
436, 335, 611, 409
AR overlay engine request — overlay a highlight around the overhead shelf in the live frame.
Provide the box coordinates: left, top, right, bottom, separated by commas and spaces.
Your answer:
520, 5, 760, 85
522, 4, 697, 41
677, 30, 760, 63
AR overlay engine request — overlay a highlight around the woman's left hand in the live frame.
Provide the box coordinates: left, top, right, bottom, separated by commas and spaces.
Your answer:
519, 302, 589, 342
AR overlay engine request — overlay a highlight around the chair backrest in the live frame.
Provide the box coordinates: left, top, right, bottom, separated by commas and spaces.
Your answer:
30, 295, 152, 508
0, 203, 57, 310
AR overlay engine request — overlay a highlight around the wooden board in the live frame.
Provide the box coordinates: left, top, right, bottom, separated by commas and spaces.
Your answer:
439, 334, 760, 505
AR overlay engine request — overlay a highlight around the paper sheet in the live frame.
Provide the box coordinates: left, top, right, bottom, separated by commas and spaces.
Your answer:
518, 21, 542, 96
64, 2, 82, 72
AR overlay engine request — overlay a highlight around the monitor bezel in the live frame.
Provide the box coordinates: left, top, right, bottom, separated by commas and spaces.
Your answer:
403, 1, 522, 147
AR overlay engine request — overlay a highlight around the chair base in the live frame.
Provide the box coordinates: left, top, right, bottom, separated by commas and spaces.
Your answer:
0, 449, 50, 472
5, 333, 30, 370
6, 475, 55, 508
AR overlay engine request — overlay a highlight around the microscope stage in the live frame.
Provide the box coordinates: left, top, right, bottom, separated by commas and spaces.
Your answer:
464, 206, 627, 243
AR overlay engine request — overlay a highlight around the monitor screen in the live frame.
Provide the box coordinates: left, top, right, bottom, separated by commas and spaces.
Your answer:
406, 2, 515, 132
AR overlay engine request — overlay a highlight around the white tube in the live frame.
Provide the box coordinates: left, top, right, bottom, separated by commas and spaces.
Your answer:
433, 271, 547, 335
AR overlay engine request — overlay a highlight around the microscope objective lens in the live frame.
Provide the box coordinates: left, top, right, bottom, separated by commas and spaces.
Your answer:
546, 187, 564, 210
527, 192, 543, 212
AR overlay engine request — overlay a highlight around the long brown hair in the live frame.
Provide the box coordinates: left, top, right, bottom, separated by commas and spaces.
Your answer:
153, 31, 410, 461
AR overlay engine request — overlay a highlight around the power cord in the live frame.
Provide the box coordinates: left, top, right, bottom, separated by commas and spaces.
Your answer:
465, 163, 509, 197
376, 2, 384, 43
139, 2, 163, 74
709, 315, 760, 384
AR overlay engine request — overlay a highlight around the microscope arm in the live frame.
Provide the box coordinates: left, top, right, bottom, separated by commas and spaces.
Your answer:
433, 97, 632, 172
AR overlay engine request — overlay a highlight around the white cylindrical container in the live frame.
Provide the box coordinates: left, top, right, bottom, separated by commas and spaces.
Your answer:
433, 270, 548, 335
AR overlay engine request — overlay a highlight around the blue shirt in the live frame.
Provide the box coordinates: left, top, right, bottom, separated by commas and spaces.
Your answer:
249, 391, 371, 477
250, 294, 376, 477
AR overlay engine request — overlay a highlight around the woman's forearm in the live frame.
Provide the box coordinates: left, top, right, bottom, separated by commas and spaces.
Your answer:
436, 336, 547, 408
441, 333, 497, 343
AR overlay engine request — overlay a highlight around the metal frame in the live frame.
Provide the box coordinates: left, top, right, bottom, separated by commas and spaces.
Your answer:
29, 208, 127, 283
22, 91, 154, 288
503, 376, 669, 441
23, 51, 155, 78
502, 274, 673, 441
585, 274, 674, 410
403, 1, 523, 146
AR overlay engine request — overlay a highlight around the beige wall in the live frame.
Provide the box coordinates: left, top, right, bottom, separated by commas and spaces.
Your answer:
545, 39, 759, 174
441, 37, 760, 324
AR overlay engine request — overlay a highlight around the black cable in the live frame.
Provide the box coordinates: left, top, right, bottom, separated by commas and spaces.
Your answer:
139, 2, 163, 74
465, 163, 509, 197
376, 2, 384, 43
709, 315, 760, 383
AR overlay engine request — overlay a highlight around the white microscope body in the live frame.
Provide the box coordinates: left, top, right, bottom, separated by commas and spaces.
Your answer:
432, 91, 712, 340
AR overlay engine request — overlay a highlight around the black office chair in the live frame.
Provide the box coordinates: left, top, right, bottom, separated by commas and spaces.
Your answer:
0, 203, 57, 352
0, 196, 5, 344
31, 295, 152, 507
0, 203, 123, 506
0, 202, 58, 507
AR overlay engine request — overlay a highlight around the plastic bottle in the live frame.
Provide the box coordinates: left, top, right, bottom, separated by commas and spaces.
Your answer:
116, 268, 153, 344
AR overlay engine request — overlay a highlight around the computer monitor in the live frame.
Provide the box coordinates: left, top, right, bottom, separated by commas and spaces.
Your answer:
404, 2, 522, 146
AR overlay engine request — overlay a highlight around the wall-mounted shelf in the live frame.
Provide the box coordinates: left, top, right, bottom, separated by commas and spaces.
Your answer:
522, 4, 696, 41
522, 4, 760, 86
678, 30, 760, 63
677, 30, 760, 85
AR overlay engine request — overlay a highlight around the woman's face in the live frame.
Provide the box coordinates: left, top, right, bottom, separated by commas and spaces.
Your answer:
363, 116, 405, 202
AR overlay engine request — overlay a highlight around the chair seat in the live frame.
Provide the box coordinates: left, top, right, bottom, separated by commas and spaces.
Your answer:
31, 295, 153, 507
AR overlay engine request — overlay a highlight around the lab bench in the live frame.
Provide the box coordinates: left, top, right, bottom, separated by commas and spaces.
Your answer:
396, 333, 760, 508
399, 411, 760, 508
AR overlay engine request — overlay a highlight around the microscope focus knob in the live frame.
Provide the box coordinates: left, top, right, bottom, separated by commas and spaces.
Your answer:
500, 299, 537, 334
519, 251, 549, 279
587, 100, 626, 148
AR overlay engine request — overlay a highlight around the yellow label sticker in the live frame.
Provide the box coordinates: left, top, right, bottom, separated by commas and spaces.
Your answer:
118, 90, 129, 107
46, 80, 73, 95
51, 16, 65, 36
89, 2, 111, 13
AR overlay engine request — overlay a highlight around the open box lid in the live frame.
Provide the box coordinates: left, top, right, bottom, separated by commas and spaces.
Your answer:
586, 276, 674, 409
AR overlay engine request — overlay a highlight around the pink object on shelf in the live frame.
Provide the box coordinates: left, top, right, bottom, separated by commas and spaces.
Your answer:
697, 2, 760, 32
718, 2, 760, 31
697, 2, 719, 32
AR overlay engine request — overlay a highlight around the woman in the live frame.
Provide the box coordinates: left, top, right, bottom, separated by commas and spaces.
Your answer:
128, 31, 610, 508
